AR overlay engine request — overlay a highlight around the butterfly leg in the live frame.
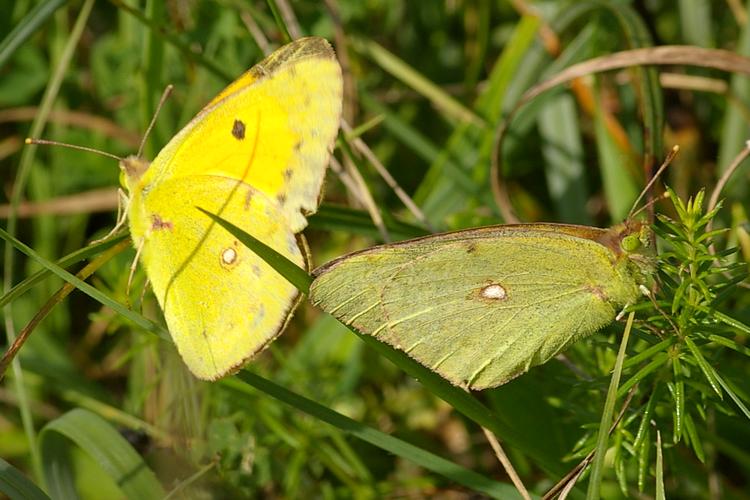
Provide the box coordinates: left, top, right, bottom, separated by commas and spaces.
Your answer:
127, 236, 145, 297
91, 188, 130, 244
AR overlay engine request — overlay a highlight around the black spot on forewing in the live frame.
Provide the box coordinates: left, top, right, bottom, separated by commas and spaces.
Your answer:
283, 168, 293, 180
277, 193, 287, 205
232, 119, 246, 140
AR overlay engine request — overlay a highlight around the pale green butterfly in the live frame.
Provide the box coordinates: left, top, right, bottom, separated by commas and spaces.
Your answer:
309, 220, 654, 390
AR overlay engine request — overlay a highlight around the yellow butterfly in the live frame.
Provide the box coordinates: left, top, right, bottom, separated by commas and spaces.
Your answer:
120, 37, 342, 380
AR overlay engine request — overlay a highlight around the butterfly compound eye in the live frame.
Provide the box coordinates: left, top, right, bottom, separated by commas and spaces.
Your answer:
620, 233, 642, 253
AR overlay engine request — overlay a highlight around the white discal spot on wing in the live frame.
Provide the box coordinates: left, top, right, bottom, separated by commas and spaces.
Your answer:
222, 248, 237, 265
480, 283, 507, 300
220, 244, 240, 270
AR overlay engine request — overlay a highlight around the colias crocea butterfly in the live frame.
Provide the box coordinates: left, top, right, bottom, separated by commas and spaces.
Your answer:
310, 221, 654, 390
121, 37, 342, 380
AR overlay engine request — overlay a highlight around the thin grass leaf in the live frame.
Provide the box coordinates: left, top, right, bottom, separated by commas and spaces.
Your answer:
0, 233, 128, 308
655, 431, 665, 500
617, 351, 669, 398
633, 389, 658, 451
355, 38, 485, 128
0, 226, 164, 338
715, 373, 750, 421
623, 338, 674, 369
683, 411, 705, 463
672, 356, 685, 442
587, 312, 635, 500
0, 0, 66, 70
713, 310, 750, 335
708, 334, 750, 357
226, 373, 523, 500
198, 208, 312, 293
637, 425, 651, 492
683, 337, 723, 398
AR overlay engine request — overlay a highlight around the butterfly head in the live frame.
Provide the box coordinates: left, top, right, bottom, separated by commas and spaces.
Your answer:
614, 220, 656, 278
119, 155, 150, 192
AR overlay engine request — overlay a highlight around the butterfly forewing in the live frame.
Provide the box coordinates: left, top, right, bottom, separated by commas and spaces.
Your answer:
138, 36, 342, 232
311, 225, 643, 389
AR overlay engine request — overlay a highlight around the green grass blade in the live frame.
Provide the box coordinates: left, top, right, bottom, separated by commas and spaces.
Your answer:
0, 233, 128, 309
198, 208, 312, 293
39, 409, 165, 499
0, 457, 50, 500
592, 84, 639, 221
683, 337, 722, 398
356, 38, 485, 128
717, 13, 750, 198
655, 431, 665, 500
587, 312, 635, 500
0, 226, 164, 338
310, 204, 428, 241
0, 0, 66, 70
537, 93, 591, 224
229, 372, 525, 499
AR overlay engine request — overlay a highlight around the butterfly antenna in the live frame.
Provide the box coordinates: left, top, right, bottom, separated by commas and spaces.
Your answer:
628, 145, 680, 218
24, 138, 123, 162
630, 191, 670, 219
137, 84, 174, 158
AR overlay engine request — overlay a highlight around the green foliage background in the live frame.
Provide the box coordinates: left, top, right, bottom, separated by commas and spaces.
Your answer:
1, 0, 750, 498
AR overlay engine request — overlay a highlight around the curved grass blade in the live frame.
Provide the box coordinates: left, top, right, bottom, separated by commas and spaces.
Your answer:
39, 409, 165, 499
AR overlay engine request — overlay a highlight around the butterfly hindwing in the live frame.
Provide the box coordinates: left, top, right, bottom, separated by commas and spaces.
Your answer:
137, 176, 304, 380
